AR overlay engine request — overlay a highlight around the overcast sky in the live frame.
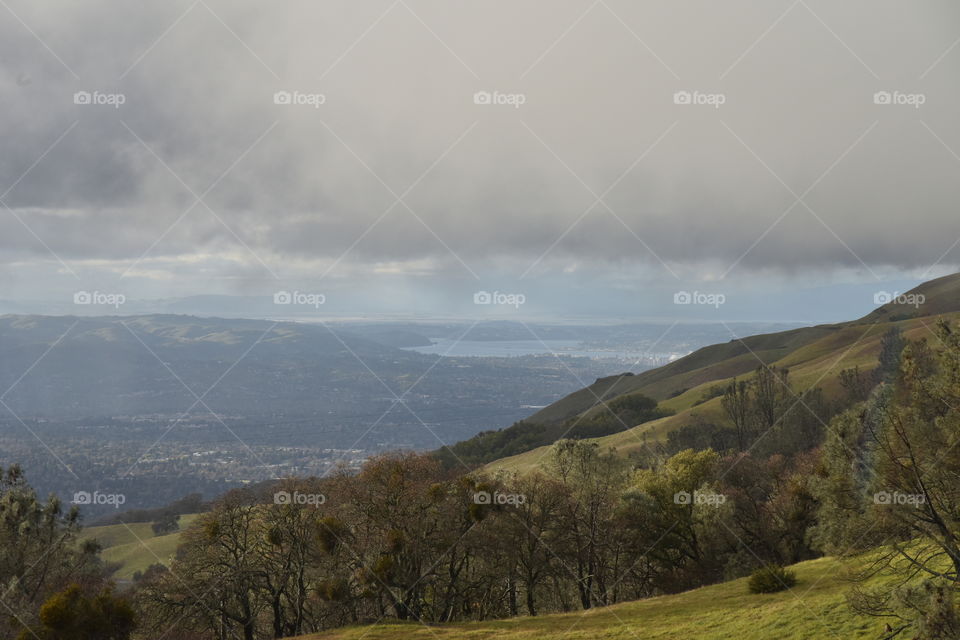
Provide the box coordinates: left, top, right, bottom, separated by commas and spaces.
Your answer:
1, 0, 959, 322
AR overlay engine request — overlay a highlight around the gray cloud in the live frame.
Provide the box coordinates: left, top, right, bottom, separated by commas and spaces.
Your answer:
1, 0, 960, 304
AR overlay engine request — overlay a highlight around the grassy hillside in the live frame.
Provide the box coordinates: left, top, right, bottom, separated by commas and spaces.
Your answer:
80, 514, 199, 580
527, 324, 839, 425
487, 310, 960, 474
297, 555, 885, 639
479, 274, 960, 474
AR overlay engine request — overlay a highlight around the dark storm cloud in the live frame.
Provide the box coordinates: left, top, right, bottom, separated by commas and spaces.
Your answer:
1, 0, 960, 291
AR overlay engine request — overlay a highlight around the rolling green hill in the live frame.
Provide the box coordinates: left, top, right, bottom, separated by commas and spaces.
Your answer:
297, 554, 887, 640
474, 273, 960, 474
80, 514, 199, 580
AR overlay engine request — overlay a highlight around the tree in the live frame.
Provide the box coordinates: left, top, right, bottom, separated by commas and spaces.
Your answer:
820, 321, 960, 633
722, 379, 752, 451
339, 453, 459, 622
137, 490, 264, 640
874, 326, 905, 384
839, 366, 872, 404
151, 512, 180, 536
496, 472, 565, 615
548, 440, 629, 609
810, 406, 875, 554
0, 466, 106, 638
753, 366, 790, 433
19, 583, 135, 640
258, 479, 328, 638
718, 452, 818, 568
620, 448, 725, 592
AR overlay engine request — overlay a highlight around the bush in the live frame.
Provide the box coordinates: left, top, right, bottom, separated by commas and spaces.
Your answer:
151, 512, 180, 535
20, 583, 136, 640
748, 565, 797, 594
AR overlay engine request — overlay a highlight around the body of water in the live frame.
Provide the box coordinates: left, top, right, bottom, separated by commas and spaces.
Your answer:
401, 339, 681, 361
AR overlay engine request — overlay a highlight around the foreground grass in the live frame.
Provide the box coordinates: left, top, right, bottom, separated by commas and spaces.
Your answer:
299, 556, 883, 640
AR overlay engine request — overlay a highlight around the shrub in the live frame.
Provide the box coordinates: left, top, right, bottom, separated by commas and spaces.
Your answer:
748, 565, 796, 594
151, 512, 180, 536
20, 583, 136, 640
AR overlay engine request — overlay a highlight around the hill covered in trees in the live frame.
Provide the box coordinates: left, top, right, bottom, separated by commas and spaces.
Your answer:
434, 390, 668, 466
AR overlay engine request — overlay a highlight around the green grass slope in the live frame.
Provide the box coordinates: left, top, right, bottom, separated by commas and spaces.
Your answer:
297, 555, 884, 640
79, 521, 156, 549
487, 310, 960, 474
525, 324, 840, 426
481, 274, 960, 474
80, 514, 199, 580
533, 273, 960, 424
860, 271, 960, 322
445, 275, 960, 470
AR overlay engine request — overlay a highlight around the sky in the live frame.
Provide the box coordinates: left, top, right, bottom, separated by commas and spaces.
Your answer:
1, 0, 959, 323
